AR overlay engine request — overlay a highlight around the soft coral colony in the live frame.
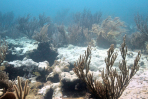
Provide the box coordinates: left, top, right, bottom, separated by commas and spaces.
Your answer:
73, 35, 141, 98
0, 76, 29, 99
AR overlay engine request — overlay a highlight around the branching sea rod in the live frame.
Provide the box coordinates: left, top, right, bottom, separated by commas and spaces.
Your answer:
73, 35, 141, 99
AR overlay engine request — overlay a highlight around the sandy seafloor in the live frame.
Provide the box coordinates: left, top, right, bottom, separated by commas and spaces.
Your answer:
119, 69, 148, 99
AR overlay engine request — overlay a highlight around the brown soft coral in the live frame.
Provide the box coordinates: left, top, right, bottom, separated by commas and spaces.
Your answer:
32, 24, 50, 43
73, 35, 141, 98
101, 16, 126, 40
0, 76, 29, 99
0, 71, 14, 93
0, 39, 8, 65
13, 76, 29, 99
91, 16, 126, 48
0, 92, 16, 99
0, 71, 9, 80
130, 32, 146, 49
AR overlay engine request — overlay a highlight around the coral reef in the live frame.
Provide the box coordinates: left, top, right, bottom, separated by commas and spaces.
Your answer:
0, 39, 8, 65
60, 71, 87, 98
92, 16, 126, 48
73, 8, 102, 29
8, 58, 50, 82
130, 32, 146, 50
0, 71, 14, 95
73, 35, 141, 98
135, 14, 148, 36
38, 13, 50, 27
66, 9, 102, 46
17, 13, 50, 39
0, 8, 147, 99
5, 37, 38, 61
67, 24, 93, 46
16, 14, 38, 38
134, 14, 148, 51
32, 24, 50, 43
0, 76, 29, 99
67, 24, 85, 46
46, 60, 70, 82
57, 25, 68, 45
13, 76, 29, 99
28, 42, 58, 65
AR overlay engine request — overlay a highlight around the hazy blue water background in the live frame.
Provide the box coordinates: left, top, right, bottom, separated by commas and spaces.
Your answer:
0, 0, 148, 25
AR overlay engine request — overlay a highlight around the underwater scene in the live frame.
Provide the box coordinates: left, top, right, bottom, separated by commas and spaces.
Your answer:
0, 0, 148, 99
